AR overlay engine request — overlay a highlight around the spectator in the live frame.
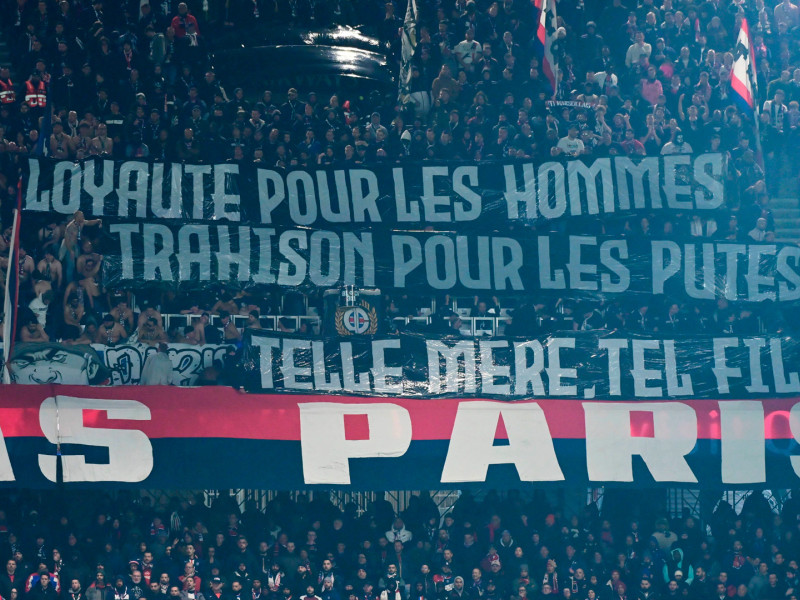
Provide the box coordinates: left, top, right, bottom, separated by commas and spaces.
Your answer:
554, 124, 584, 158
140, 343, 173, 385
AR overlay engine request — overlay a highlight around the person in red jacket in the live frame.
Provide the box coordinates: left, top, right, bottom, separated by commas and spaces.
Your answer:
170, 3, 199, 38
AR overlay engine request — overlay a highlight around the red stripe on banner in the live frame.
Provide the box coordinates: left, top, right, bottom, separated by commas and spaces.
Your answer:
2, 385, 800, 443
344, 413, 370, 440
630, 411, 655, 437
0, 385, 800, 441
0, 405, 48, 437
731, 74, 754, 108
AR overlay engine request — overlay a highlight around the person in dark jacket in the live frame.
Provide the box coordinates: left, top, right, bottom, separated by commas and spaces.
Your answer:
29, 573, 59, 600
87, 572, 115, 600
0, 559, 20, 599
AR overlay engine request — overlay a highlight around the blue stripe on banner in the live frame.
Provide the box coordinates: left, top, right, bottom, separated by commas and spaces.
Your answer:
4, 438, 800, 490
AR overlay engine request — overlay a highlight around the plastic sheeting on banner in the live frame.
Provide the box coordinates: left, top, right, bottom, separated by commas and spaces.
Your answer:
242, 331, 800, 399
21, 155, 726, 227
0, 385, 799, 489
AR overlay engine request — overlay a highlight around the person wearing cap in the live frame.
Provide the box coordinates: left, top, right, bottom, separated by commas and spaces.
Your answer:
305, 91, 321, 116
579, 21, 604, 63
211, 575, 225, 598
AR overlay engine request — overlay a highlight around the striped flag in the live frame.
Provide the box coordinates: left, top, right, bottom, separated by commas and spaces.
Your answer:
398, 0, 419, 98
737, 17, 756, 76
534, 0, 558, 97
731, 18, 764, 167
731, 18, 755, 115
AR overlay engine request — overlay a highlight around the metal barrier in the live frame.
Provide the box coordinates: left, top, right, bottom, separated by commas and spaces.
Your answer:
392, 316, 510, 336
160, 314, 322, 335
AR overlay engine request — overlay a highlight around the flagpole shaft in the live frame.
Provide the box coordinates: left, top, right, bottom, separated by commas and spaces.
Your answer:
752, 100, 765, 170
2, 207, 20, 384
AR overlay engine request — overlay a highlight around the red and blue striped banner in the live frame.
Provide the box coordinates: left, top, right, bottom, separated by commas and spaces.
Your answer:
1, 385, 800, 489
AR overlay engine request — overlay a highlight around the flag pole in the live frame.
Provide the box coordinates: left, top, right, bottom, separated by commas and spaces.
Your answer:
2, 181, 22, 383
743, 19, 765, 169
751, 90, 765, 170
398, 0, 418, 101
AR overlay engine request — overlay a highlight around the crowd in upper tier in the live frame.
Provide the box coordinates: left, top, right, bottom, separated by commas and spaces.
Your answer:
0, 0, 798, 345
0, 0, 794, 182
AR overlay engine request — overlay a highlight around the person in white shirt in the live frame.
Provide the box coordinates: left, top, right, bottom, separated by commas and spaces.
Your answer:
689, 215, 718, 237
625, 32, 652, 69
28, 290, 54, 327
748, 217, 769, 241
454, 25, 482, 73
554, 124, 585, 157
140, 343, 174, 385
763, 89, 788, 131
385, 518, 413, 543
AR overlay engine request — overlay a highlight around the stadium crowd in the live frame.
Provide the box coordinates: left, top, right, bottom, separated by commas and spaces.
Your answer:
0, 0, 791, 186
0, 0, 797, 346
0, 490, 793, 600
